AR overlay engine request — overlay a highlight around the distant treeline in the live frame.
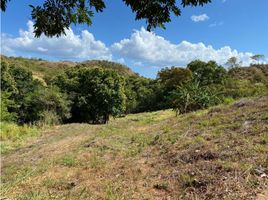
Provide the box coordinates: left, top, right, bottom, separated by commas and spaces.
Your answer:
1, 57, 267, 125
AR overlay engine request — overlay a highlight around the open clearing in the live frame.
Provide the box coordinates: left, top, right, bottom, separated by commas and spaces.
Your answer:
1, 96, 268, 199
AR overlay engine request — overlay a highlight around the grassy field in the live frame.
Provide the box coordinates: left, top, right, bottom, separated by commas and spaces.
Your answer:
1, 95, 268, 199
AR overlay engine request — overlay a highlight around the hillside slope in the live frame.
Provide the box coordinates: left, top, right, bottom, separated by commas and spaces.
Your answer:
1, 95, 268, 199
1, 55, 138, 80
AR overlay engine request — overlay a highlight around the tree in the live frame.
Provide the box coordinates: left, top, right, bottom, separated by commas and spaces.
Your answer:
225, 57, 241, 69
0, 61, 18, 94
187, 60, 227, 86
251, 54, 265, 65
158, 67, 192, 90
1, 62, 70, 124
1, 0, 211, 37
125, 77, 165, 113
54, 67, 126, 124
0, 92, 17, 122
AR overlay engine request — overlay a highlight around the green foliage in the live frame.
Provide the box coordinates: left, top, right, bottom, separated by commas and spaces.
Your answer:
1, 55, 267, 125
54, 67, 126, 124
223, 79, 268, 98
225, 57, 241, 69
158, 67, 192, 90
0, 121, 39, 141
0, 61, 18, 94
168, 81, 220, 115
0, 121, 40, 154
22, 86, 70, 124
1, 62, 70, 125
187, 60, 227, 86
1, 0, 211, 37
125, 77, 165, 113
0, 92, 17, 122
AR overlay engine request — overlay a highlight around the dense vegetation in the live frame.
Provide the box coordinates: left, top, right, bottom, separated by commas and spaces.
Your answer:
1, 56, 268, 127
1, 56, 268, 199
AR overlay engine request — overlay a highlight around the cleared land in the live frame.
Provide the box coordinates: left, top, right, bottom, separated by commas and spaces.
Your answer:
1, 95, 268, 199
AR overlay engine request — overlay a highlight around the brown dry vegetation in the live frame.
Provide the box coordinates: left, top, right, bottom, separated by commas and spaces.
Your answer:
1, 95, 268, 199
0, 55, 138, 82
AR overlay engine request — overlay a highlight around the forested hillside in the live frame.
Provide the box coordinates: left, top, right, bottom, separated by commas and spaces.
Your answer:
1, 55, 268, 126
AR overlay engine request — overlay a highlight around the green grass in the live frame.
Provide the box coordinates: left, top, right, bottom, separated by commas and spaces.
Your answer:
1, 95, 268, 200
0, 122, 40, 154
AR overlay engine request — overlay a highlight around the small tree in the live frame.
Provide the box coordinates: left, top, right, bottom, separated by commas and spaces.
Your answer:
225, 57, 241, 69
251, 54, 265, 65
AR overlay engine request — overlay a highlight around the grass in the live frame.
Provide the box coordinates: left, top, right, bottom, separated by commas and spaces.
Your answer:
0, 122, 40, 154
1, 95, 268, 199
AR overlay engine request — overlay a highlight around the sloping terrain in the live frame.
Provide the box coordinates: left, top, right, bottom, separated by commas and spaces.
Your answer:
1, 95, 268, 199
1, 55, 138, 81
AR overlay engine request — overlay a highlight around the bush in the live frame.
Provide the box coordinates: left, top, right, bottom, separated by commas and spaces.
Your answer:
168, 81, 221, 116
22, 86, 71, 124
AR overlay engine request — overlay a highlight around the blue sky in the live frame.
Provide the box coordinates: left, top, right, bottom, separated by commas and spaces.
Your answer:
1, 0, 268, 78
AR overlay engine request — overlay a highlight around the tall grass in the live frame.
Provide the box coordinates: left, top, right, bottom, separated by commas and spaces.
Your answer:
0, 122, 40, 154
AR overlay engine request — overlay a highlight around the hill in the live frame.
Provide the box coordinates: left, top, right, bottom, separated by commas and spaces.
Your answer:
1, 55, 139, 80
1, 95, 268, 199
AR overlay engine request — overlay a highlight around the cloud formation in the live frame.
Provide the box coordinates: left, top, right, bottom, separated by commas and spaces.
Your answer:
1, 21, 112, 60
112, 27, 254, 67
1, 22, 258, 69
191, 14, 209, 22
209, 21, 224, 27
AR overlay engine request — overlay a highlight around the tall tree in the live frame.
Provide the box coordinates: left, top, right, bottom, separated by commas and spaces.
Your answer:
53, 67, 126, 124
1, 0, 211, 37
225, 57, 241, 69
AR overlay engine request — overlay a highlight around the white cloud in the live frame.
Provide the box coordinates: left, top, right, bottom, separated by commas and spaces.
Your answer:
112, 27, 255, 67
1, 22, 261, 69
209, 21, 224, 28
1, 21, 112, 60
191, 14, 209, 22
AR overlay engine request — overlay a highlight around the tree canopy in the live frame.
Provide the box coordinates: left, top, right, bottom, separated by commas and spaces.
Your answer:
1, 0, 211, 37
53, 67, 126, 124
187, 60, 227, 85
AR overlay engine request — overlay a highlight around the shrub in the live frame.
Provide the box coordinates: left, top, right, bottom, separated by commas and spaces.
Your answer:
168, 81, 221, 116
23, 86, 71, 124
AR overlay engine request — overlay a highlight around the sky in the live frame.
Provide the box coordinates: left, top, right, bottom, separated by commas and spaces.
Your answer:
1, 0, 268, 78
